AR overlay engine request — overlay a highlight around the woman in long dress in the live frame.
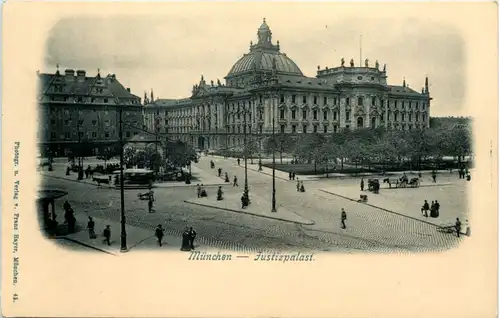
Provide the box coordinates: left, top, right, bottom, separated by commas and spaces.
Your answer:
180, 227, 192, 251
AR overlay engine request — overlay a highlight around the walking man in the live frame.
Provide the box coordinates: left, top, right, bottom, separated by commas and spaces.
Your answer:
87, 216, 96, 239
218, 168, 222, 178
148, 195, 154, 213
155, 224, 165, 247
233, 176, 238, 187
189, 227, 197, 250
360, 178, 365, 192
237, 158, 240, 166
422, 200, 430, 217
289, 171, 292, 181
197, 184, 201, 198
455, 217, 462, 238
341, 208, 347, 229
292, 172, 296, 180
432, 170, 437, 183
296, 178, 300, 192
103, 225, 111, 246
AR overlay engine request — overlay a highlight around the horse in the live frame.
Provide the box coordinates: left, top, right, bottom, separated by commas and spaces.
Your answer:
383, 178, 400, 188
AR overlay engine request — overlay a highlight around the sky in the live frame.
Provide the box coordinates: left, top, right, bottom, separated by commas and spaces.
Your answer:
43, 4, 468, 117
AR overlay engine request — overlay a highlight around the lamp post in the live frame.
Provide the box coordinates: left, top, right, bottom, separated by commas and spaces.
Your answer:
243, 103, 249, 203
271, 91, 277, 212
117, 99, 127, 252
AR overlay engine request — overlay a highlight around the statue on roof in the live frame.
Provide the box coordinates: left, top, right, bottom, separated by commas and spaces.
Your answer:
383, 64, 386, 72
365, 59, 369, 67
211, 80, 214, 87
341, 58, 345, 67
375, 60, 379, 70
350, 58, 354, 67
217, 79, 221, 86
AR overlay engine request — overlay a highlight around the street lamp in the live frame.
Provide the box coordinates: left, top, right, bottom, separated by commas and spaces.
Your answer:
116, 98, 127, 252
243, 103, 250, 205
271, 91, 277, 212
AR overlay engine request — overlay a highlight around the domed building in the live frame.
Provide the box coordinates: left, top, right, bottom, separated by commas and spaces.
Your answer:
143, 19, 432, 151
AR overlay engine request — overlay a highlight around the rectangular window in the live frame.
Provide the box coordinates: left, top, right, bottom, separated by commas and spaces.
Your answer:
134, 131, 138, 135
280, 94, 285, 103
92, 120, 97, 126
422, 114, 426, 122
64, 132, 71, 139
302, 96, 307, 104
324, 97, 327, 105
78, 132, 84, 139
372, 97, 376, 106
302, 110, 307, 119
259, 125, 263, 134
105, 132, 110, 138
323, 125, 328, 133
313, 111, 317, 120
51, 119, 56, 125
78, 97, 83, 103
280, 109, 285, 119
323, 111, 327, 120
64, 120, 70, 126
303, 125, 307, 133
91, 132, 97, 138
409, 114, 412, 121
292, 125, 296, 133
357, 97, 364, 106
333, 112, 337, 120
402, 114, 405, 121
292, 95, 296, 103
394, 113, 397, 121
291, 110, 296, 119
280, 125, 285, 133
104, 98, 108, 103
346, 97, 350, 106
126, 131, 131, 138
333, 125, 338, 133
78, 120, 84, 125
313, 125, 318, 133
334, 97, 338, 105
313, 96, 317, 104
345, 111, 350, 120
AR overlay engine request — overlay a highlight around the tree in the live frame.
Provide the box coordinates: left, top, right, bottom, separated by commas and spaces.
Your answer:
447, 124, 472, 165
264, 134, 294, 163
166, 140, 197, 169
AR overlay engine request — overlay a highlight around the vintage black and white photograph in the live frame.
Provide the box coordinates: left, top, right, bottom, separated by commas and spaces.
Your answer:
36, 10, 476, 256
2, 2, 497, 318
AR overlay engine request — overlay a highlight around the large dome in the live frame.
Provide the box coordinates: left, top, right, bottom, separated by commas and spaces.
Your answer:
226, 19, 304, 78
227, 51, 303, 77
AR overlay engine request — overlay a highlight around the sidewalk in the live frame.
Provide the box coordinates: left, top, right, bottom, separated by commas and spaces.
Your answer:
64, 213, 211, 255
319, 181, 468, 228
184, 186, 314, 225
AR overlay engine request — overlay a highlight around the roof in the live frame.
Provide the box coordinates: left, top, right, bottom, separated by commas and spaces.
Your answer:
227, 51, 303, 77
38, 71, 140, 100
388, 85, 424, 97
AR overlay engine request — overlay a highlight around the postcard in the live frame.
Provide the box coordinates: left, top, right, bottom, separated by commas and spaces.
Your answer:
1, 2, 497, 317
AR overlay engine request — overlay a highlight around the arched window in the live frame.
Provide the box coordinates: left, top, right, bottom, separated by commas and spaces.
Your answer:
357, 117, 364, 128
371, 117, 376, 128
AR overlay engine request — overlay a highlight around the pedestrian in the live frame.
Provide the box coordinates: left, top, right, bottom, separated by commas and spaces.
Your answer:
432, 170, 437, 183
225, 172, 230, 183
296, 179, 300, 192
341, 208, 347, 229
421, 200, 429, 217
180, 227, 191, 251
155, 224, 165, 247
237, 158, 240, 166
63, 200, 71, 212
103, 225, 111, 246
434, 200, 440, 217
87, 216, 96, 239
148, 195, 154, 213
455, 217, 462, 238
233, 176, 238, 187
300, 181, 305, 192
360, 178, 365, 191
218, 168, 222, 177
197, 184, 201, 198
289, 171, 292, 181
292, 172, 296, 180
189, 227, 197, 250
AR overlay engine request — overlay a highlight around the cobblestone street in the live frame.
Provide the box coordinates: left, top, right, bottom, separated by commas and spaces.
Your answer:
40, 156, 467, 253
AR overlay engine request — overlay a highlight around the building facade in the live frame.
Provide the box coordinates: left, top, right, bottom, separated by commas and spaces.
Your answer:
143, 19, 432, 151
38, 68, 143, 157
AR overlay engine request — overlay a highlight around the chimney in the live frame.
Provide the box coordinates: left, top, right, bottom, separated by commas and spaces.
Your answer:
76, 70, 86, 81
65, 69, 75, 80
126, 88, 131, 93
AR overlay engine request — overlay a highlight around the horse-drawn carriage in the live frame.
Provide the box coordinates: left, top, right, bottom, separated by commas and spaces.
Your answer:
138, 190, 154, 200
383, 176, 420, 188
367, 179, 380, 194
